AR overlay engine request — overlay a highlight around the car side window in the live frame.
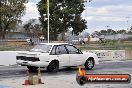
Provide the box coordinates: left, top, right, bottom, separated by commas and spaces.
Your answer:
56, 45, 67, 54
66, 45, 78, 54
50, 46, 56, 55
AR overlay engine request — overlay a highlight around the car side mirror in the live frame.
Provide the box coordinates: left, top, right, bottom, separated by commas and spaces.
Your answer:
77, 49, 83, 54
76, 49, 81, 54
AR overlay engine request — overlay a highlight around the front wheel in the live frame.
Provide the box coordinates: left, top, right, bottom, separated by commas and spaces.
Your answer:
84, 58, 95, 70
47, 61, 59, 72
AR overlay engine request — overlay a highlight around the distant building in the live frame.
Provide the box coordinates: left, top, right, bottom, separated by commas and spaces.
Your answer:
5, 32, 37, 39
4, 25, 39, 39
99, 34, 132, 40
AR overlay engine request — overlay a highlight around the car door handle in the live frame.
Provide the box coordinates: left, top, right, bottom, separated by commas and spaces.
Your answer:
57, 56, 59, 57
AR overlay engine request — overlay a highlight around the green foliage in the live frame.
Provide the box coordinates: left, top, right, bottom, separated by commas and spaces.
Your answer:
116, 29, 126, 34
0, 0, 28, 39
37, 0, 87, 40
130, 26, 132, 31
98, 39, 117, 46
23, 19, 43, 37
127, 26, 132, 34
23, 19, 36, 33
92, 29, 128, 36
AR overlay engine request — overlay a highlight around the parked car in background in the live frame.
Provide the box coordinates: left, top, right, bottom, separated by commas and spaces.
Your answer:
16, 43, 99, 72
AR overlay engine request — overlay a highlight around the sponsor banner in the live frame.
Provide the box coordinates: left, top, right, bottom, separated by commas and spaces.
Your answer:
76, 67, 131, 85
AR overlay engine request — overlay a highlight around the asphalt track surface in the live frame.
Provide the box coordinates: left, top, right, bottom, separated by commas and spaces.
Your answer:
0, 60, 132, 88
0, 61, 132, 78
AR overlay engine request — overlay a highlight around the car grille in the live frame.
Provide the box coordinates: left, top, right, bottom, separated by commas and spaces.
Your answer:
16, 56, 40, 62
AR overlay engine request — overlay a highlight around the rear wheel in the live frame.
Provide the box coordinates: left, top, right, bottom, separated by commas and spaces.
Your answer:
84, 58, 95, 70
47, 60, 59, 72
27, 66, 38, 72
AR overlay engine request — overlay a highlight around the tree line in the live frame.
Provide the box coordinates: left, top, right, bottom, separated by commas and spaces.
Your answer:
0, 0, 28, 39
1, 0, 131, 40
0, 0, 87, 40
91, 27, 132, 37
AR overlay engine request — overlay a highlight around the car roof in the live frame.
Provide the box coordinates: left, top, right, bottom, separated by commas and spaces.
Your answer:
39, 43, 70, 46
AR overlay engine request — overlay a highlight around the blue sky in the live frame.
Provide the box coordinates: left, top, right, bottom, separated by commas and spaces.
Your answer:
21, 0, 132, 34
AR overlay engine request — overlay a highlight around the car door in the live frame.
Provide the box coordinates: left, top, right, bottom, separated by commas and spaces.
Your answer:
50, 45, 70, 67
65, 45, 83, 66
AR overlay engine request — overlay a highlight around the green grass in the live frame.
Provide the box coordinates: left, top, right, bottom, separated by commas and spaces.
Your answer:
0, 47, 16, 51
0, 45, 34, 51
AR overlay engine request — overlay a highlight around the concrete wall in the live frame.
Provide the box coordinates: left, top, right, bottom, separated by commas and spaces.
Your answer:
125, 50, 132, 60
0, 50, 131, 66
84, 50, 132, 61
0, 51, 21, 66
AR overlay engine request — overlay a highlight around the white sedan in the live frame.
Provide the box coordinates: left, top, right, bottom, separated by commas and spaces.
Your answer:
16, 43, 99, 72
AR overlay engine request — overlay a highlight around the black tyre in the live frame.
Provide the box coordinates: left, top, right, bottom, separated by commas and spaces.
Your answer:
47, 60, 59, 72
76, 73, 86, 85
27, 66, 38, 72
84, 58, 95, 70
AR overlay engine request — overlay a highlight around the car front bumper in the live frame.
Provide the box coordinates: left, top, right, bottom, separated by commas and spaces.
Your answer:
16, 60, 49, 67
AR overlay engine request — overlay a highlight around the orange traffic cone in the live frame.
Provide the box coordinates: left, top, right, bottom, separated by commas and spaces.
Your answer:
38, 67, 44, 84
22, 69, 30, 85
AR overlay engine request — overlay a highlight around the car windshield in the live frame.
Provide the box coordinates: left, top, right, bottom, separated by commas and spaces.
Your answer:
30, 44, 52, 53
